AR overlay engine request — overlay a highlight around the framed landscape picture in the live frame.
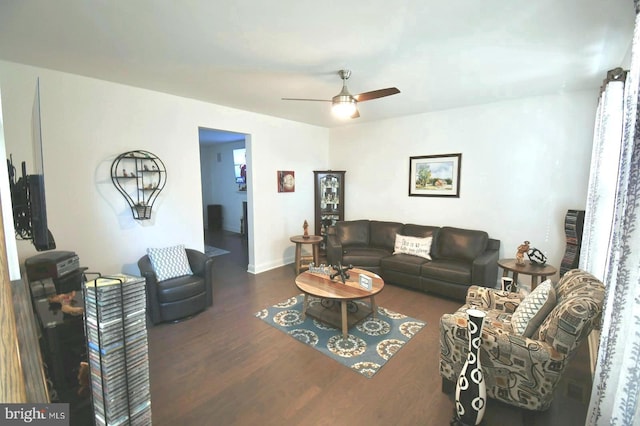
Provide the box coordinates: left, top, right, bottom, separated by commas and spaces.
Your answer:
409, 153, 461, 197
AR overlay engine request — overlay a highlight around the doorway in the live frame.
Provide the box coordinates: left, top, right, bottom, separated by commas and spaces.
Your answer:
198, 127, 250, 267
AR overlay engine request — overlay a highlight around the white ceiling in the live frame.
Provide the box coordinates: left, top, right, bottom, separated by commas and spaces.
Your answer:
0, 1, 634, 129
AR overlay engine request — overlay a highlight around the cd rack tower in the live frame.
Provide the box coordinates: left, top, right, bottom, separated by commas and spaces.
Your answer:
83, 274, 152, 425
560, 209, 585, 277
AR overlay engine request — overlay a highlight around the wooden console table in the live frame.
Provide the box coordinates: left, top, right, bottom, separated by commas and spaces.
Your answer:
498, 258, 558, 290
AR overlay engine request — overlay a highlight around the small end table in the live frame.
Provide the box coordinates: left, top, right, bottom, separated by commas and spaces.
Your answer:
290, 235, 323, 275
498, 258, 558, 290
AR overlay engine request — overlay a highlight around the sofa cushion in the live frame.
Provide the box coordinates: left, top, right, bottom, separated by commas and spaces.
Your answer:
157, 274, 205, 303
336, 220, 370, 246
147, 244, 193, 281
393, 234, 433, 260
421, 259, 472, 283
380, 253, 429, 275
510, 279, 556, 337
402, 224, 439, 238
370, 221, 404, 250
342, 247, 391, 267
435, 227, 488, 262
452, 303, 515, 334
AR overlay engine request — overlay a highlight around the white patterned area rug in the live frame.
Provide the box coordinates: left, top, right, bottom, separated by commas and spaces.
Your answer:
204, 245, 230, 257
255, 294, 426, 378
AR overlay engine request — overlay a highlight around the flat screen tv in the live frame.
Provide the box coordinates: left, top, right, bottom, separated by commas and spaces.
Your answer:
6, 78, 55, 251
27, 173, 54, 251
7, 160, 55, 251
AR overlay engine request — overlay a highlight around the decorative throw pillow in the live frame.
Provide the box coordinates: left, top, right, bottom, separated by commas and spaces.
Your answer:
147, 244, 193, 281
511, 279, 556, 337
393, 234, 432, 260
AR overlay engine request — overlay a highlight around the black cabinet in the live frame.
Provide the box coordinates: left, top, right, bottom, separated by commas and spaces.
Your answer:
207, 204, 222, 231
313, 170, 345, 252
35, 295, 85, 394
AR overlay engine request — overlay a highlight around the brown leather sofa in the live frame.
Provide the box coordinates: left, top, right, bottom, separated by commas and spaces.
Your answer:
326, 220, 500, 301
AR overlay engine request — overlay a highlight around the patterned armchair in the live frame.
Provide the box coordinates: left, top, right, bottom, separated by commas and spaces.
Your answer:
439, 269, 605, 411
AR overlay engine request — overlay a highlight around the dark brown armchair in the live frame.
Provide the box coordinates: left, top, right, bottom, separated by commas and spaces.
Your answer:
137, 248, 214, 325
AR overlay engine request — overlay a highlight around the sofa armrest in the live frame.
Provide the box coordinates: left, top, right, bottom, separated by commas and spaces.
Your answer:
440, 311, 558, 358
471, 239, 500, 288
137, 255, 162, 324
186, 249, 208, 276
465, 286, 523, 312
186, 249, 215, 307
326, 234, 343, 265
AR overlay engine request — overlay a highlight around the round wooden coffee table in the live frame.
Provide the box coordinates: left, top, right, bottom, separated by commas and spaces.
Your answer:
498, 258, 558, 290
294, 268, 384, 339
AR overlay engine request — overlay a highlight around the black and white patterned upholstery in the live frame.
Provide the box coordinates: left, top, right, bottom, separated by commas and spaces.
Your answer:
439, 269, 605, 411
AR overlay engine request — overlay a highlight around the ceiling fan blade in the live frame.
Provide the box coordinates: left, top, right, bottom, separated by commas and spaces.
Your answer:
354, 87, 400, 102
281, 97, 331, 102
351, 108, 360, 119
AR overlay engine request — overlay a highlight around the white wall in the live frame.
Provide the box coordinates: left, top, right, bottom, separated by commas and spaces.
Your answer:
0, 59, 599, 283
0, 90, 20, 279
200, 141, 247, 233
330, 91, 597, 288
0, 60, 330, 275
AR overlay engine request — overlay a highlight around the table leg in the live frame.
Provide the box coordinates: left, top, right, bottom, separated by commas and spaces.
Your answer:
312, 243, 319, 266
370, 296, 377, 318
531, 275, 546, 290
341, 301, 348, 339
301, 294, 308, 320
513, 272, 519, 290
294, 243, 302, 275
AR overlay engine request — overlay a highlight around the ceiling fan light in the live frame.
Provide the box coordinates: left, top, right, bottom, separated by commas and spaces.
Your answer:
332, 98, 357, 119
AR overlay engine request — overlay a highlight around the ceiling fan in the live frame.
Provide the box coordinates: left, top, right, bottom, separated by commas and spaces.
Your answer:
282, 69, 400, 119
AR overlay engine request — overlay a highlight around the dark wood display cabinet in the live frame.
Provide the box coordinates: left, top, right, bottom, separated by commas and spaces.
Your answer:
313, 170, 345, 254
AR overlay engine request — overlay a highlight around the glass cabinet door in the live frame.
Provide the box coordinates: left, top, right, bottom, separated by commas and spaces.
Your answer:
314, 171, 345, 252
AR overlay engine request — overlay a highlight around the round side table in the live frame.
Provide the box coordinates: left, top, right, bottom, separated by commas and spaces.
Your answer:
497, 258, 558, 291
290, 235, 323, 275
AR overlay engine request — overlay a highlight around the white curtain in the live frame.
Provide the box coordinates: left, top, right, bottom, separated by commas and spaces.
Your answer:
579, 70, 625, 280
584, 3, 640, 425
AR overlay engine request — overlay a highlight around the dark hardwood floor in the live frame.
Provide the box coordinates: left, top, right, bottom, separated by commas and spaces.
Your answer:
146, 231, 591, 425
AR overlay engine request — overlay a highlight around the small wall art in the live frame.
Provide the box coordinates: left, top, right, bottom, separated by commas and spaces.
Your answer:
409, 153, 461, 197
277, 170, 295, 192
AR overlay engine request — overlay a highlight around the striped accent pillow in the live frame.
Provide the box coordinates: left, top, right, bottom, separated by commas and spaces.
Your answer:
147, 244, 193, 281
511, 279, 556, 337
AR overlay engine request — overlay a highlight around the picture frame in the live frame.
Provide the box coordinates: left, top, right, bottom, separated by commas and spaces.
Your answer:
409, 153, 461, 197
277, 170, 295, 192
359, 274, 372, 291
